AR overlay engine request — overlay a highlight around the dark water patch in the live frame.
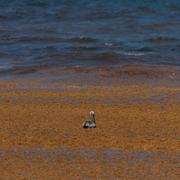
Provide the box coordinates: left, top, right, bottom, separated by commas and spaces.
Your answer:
84, 9, 125, 21
174, 44, 180, 49
136, 6, 157, 14
11, 68, 39, 75
91, 52, 119, 61
0, 34, 13, 42
146, 36, 179, 44
169, 3, 180, 12
69, 46, 99, 52
0, 52, 10, 58
0, 68, 37, 75
61, 51, 128, 66
16, 36, 64, 44
143, 22, 173, 31
27, 1, 49, 8
0, 64, 55, 76
0, 15, 9, 21
135, 47, 156, 53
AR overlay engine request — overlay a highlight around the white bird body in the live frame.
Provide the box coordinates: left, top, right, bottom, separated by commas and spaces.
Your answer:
83, 111, 96, 128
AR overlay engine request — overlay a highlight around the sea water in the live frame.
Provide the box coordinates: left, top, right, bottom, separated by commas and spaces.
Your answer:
0, 0, 179, 76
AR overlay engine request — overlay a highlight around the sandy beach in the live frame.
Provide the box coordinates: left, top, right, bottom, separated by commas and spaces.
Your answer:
0, 65, 179, 179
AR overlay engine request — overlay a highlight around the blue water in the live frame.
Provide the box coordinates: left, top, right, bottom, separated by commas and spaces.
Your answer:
0, 0, 180, 75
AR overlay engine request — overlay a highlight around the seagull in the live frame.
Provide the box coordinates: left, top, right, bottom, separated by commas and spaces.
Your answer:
82, 111, 96, 128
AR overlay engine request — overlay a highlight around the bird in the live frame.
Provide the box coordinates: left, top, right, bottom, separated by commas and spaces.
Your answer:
82, 111, 96, 128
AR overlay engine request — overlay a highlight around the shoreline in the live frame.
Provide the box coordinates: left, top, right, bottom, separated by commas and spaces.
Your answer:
0, 63, 180, 87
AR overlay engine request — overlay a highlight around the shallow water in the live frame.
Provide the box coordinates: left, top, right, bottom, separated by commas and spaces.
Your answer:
0, 0, 180, 77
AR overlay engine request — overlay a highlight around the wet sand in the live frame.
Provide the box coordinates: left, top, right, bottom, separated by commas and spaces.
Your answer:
0, 147, 179, 179
0, 65, 180, 179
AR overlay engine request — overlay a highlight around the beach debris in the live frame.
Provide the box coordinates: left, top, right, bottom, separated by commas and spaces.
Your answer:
82, 111, 96, 128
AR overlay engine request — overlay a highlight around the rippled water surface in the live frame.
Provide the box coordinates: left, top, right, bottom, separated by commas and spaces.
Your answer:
0, 0, 180, 76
